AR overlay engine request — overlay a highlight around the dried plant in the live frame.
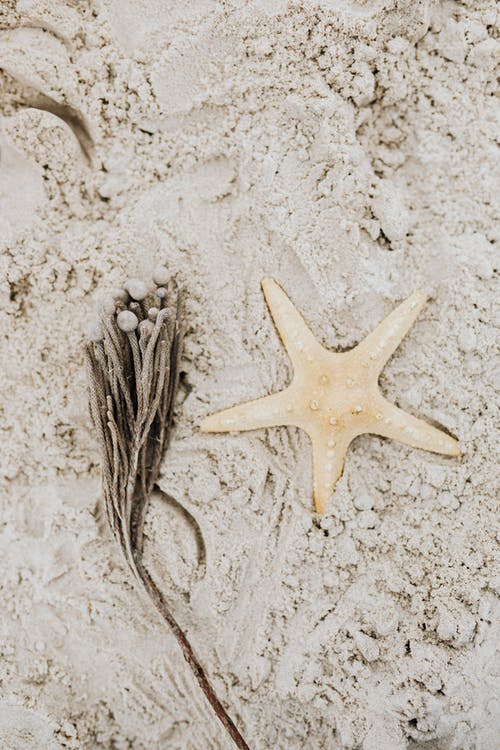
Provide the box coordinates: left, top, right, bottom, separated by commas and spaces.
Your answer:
85, 268, 249, 750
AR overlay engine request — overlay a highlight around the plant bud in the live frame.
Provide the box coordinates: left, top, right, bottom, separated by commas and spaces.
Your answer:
117, 310, 139, 332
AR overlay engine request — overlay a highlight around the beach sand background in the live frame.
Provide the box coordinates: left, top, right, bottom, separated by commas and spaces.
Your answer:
0, 1, 498, 748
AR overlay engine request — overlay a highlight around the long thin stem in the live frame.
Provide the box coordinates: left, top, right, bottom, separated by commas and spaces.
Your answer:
134, 544, 250, 749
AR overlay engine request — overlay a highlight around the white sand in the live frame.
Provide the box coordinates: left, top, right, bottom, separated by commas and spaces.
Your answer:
0, 1, 498, 748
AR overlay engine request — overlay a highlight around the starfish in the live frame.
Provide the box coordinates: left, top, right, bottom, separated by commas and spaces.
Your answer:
201, 279, 460, 513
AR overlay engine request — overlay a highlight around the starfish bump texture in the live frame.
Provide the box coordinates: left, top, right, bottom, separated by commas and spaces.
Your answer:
201, 279, 460, 513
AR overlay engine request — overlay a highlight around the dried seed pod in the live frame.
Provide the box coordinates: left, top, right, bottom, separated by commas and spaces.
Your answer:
148, 306, 159, 321
152, 265, 170, 286
155, 287, 167, 308
124, 277, 148, 301
117, 310, 138, 331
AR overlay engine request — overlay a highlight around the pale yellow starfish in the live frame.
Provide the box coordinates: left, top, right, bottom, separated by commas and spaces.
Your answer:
201, 279, 461, 513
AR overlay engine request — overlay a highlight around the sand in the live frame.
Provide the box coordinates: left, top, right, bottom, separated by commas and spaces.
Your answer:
0, 1, 498, 748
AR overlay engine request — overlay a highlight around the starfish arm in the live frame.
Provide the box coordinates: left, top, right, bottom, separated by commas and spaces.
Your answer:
200, 388, 293, 433
368, 397, 461, 456
354, 291, 427, 370
311, 432, 348, 513
261, 277, 323, 368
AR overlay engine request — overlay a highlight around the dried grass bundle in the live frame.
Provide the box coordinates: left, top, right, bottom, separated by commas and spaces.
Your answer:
85, 269, 249, 750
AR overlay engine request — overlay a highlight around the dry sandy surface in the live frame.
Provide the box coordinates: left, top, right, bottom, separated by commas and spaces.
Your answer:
0, 1, 498, 748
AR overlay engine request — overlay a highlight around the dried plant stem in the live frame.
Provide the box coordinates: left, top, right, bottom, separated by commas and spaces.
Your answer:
85, 280, 249, 750
135, 552, 250, 750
